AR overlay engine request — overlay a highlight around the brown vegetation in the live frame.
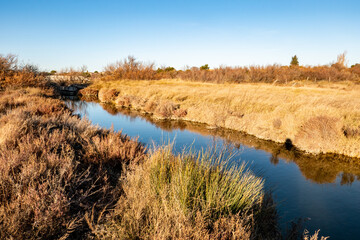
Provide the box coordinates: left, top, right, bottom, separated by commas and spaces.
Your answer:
0, 88, 285, 239
0, 53, 336, 239
0, 88, 145, 239
99, 55, 360, 84
103, 56, 160, 80
84, 79, 360, 157
91, 147, 279, 239
0, 54, 45, 89
84, 103, 360, 185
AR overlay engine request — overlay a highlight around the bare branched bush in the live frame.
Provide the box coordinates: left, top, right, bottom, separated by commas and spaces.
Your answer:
104, 56, 159, 80
0, 54, 45, 88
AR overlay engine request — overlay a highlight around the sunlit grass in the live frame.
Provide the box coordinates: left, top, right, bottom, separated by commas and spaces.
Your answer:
82, 79, 360, 157
92, 146, 279, 239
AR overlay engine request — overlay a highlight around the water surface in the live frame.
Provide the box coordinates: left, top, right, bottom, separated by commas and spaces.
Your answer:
67, 100, 360, 239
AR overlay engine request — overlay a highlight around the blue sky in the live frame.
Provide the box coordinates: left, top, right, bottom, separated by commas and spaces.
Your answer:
0, 0, 359, 71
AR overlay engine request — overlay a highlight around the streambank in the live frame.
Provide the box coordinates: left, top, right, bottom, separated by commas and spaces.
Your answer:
78, 79, 360, 159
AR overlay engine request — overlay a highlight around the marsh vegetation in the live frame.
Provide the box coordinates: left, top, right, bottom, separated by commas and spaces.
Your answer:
0, 53, 351, 239
0, 90, 282, 239
80, 78, 360, 158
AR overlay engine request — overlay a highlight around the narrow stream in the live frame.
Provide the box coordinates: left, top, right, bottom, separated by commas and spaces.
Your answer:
67, 100, 360, 239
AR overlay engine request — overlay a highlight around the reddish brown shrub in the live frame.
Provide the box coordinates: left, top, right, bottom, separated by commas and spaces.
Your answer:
0, 54, 45, 88
0, 90, 146, 239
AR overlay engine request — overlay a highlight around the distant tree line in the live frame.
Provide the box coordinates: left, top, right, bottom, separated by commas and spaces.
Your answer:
100, 54, 360, 84
2, 53, 360, 87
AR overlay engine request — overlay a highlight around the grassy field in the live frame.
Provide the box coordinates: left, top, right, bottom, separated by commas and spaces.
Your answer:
80, 79, 360, 158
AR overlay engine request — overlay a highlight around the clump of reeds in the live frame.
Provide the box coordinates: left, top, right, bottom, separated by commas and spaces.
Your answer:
92, 146, 280, 239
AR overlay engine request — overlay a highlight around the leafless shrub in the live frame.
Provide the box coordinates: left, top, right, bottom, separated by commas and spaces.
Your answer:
104, 56, 160, 80
0, 54, 46, 88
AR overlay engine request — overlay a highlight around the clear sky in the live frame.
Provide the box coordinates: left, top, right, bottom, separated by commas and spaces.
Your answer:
1, 0, 359, 71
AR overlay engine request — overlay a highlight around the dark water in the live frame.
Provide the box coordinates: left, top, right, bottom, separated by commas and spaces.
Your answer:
67, 100, 360, 239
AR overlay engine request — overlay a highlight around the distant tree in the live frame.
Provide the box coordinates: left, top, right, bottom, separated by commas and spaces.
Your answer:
165, 67, 176, 72
290, 55, 299, 67
331, 52, 347, 70
82, 71, 91, 78
80, 65, 88, 73
50, 70, 57, 75
200, 64, 209, 70
22, 64, 39, 74
336, 51, 347, 67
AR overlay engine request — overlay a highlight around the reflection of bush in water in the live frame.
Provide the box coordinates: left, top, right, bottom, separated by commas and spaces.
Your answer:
340, 172, 359, 185
101, 103, 119, 115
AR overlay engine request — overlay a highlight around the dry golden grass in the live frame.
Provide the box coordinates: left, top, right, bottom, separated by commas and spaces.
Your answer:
303, 230, 329, 240
84, 79, 360, 157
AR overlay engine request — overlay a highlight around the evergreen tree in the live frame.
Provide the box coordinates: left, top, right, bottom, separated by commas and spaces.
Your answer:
200, 64, 209, 70
290, 55, 299, 66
